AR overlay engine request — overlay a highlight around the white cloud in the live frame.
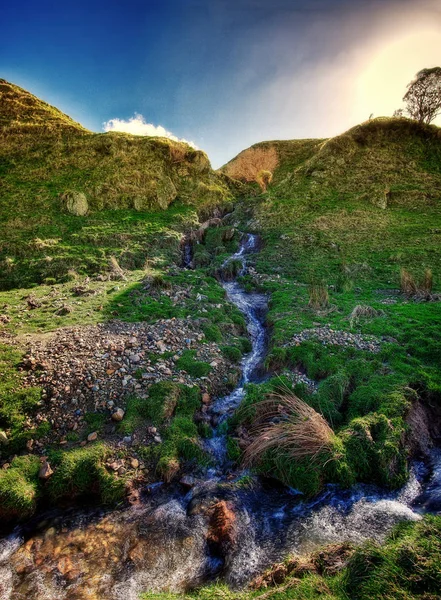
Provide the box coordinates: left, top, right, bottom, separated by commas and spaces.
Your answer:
103, 114, 198, 149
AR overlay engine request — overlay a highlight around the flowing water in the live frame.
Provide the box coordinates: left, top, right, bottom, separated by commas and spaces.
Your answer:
1, 232, 441, 599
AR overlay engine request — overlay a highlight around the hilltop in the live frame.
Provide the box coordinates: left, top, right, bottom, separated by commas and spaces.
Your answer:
0, 79, 88, 132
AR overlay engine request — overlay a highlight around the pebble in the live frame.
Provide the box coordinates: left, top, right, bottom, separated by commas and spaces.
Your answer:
130, 458, 139, 469
87, 431, 98, 442
112, 408, 125, 422
0, 431, 8, 444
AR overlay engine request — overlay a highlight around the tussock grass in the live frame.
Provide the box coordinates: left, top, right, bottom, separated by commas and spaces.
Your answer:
400, 267, 434, 296
308, 280, 329, 310
243, 392, 335, 467
349, 305, 385, 328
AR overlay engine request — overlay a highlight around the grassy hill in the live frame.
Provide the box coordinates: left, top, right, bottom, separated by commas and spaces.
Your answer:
0, 79, 232, 289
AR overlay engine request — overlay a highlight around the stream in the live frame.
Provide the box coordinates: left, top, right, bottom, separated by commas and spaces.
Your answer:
1, 232, 441, 600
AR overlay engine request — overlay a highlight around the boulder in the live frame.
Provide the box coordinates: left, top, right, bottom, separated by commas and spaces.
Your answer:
60, 191, 88, 216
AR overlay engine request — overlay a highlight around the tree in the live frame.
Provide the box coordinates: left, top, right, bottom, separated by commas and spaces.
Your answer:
403, 67, 441, 124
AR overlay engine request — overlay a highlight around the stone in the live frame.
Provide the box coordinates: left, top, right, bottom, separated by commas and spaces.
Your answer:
130, 458, 139, 469
202, 393, 211, 405
118, 466, 127, 476
112, 408, 125, 422
180, 475, 196, 489
0, 431, 8, 444
39, 459, 53, 480
60, 191, 89, 216
87, 431, 98, 442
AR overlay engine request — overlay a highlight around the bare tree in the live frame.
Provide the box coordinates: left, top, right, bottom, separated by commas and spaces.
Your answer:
403, 67, 441, 124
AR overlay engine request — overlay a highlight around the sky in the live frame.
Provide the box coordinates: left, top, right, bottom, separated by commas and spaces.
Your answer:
1, 0, 441, 167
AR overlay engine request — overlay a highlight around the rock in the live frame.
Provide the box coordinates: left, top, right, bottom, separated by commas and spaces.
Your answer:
130, 458, 139, 469
180, 475, 196, 490
87, 431, 98, 442
153, 435, 162, 443
112, 408, 125, 422
207, 500, 237, 550
0, 431, 8, 444
123, 436, 132, 444
56, 304, 73, 316
39, 459, 53, 480
60, 191, 89, 216
202, 393, 211, 405
118, 466, 126, 476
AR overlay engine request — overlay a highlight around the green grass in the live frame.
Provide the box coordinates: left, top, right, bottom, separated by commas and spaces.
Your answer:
0, 344, 44, 455
0, 454, 41, 518
47, 442, 125, 504
176, 350, 212, 378
121, 383, 211, 479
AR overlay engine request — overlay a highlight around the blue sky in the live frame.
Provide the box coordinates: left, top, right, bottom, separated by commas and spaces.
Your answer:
2, 0, 440, 166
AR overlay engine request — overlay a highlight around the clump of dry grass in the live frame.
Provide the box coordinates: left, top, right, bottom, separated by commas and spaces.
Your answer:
349, 304, 385, 328
108, 256, 126, 281
223, 146, 278, 191
308, 280, 329, 310
242, 392, 335, 467
400, 267, 433, 296
420, 268, 433, 293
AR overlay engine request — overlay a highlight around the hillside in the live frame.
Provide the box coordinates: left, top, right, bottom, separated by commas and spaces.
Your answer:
0, 80, 232, 289
222, 118, 441, 282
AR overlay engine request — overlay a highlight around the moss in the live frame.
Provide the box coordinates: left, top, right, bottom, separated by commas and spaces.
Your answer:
84, 412, 106, 434
341, 413, 407, 488
226, 436, 241, 463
